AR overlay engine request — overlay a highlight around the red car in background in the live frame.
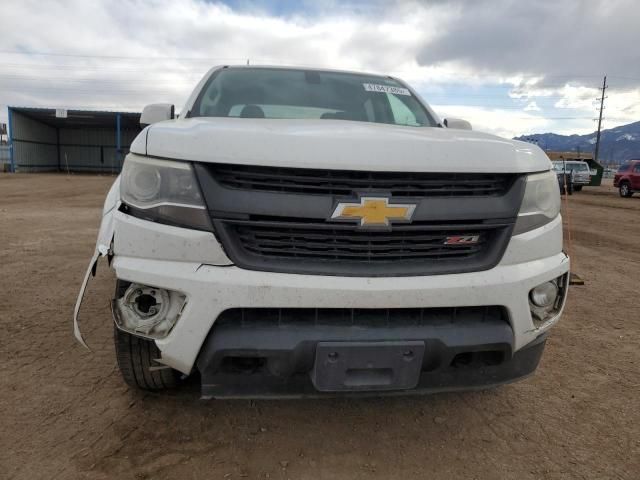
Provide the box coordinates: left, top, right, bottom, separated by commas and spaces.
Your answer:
614, 160, 640, 197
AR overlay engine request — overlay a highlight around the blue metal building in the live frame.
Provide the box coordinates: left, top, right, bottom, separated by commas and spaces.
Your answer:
6, 107, 141, 173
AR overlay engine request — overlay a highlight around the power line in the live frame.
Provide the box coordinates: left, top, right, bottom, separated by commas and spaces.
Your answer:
0, 50, 635, 81
501, 117, 596, 120
0, 50, 246, 62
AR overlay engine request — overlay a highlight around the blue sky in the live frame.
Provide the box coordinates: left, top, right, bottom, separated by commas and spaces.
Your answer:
1, 0, 638, 139
218, 0, 385, 17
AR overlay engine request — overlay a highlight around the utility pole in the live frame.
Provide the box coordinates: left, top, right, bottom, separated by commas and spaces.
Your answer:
594, 75, 607, 163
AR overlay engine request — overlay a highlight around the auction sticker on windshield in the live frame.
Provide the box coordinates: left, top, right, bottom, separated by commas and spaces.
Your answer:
363, 83, 411, 96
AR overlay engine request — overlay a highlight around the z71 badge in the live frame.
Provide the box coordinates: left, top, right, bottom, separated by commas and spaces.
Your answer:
444, 235, 480, 245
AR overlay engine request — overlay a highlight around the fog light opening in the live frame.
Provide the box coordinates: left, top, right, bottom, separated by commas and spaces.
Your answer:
529, 281, 558, 308
114, 283, 186, 339
529, 275, 568, 327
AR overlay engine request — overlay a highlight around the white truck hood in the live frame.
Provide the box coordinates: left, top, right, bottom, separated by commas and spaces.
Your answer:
134, 118, 550, 173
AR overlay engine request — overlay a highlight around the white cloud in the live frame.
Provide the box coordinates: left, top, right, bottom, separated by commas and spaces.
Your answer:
553, 85, 600, 110
432, 104, 552, 139
524, 101, 541, 112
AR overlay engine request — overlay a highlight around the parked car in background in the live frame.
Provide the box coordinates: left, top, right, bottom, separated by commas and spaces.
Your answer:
613, 160, 640, 197
552, 161, 591, 191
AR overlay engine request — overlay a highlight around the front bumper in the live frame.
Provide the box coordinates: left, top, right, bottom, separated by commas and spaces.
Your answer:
114, 250, 568, 372
106, 209, 568, 396
113, 213, 566, 356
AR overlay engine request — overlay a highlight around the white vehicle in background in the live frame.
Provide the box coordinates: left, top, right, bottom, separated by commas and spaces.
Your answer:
552, 160, 591, 191
74, 66, 569, 398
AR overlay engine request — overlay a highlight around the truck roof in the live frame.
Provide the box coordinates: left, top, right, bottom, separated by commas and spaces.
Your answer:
219, 64, 394, 81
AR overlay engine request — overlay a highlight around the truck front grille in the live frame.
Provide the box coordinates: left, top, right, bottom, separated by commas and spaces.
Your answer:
194, 163, 524, 277
209, 163, 516, 198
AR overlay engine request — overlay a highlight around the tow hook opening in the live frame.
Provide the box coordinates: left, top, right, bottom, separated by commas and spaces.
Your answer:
221, 356, 266, 374
450, 350, 505, 368
112, 283, 187, 339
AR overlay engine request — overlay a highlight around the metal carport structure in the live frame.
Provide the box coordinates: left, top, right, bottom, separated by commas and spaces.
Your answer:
7, 107, 141, 173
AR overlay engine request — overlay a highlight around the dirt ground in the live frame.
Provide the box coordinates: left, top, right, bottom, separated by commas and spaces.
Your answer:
0, 173, 638, 480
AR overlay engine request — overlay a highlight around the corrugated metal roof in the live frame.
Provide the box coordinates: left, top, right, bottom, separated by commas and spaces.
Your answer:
9, 105, 141, 114
9, 106, 141, 129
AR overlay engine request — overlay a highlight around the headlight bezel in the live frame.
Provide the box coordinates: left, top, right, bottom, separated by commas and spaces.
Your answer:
513, 170, 561, 235
120, 154, 212, 231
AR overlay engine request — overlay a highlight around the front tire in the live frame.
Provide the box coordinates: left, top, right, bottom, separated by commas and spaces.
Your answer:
113, 279, 180, 391
573, 185, 583, 192
619, 182, 633, 197
114, 327, 180, 390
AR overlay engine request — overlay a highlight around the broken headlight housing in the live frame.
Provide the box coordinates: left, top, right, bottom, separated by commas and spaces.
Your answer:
513, 170, 561, 235
120, 154, 211, 230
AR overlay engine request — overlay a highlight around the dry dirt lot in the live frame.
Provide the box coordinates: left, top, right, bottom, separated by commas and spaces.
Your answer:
1, 173, 639, 480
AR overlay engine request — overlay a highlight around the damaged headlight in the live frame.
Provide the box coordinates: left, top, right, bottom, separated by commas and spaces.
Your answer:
513, 170, 561, 235
120, 154, 211, 230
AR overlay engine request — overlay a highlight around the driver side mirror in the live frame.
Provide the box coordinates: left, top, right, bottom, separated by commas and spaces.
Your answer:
140, 103, 175, 127
443, 118, 472, 130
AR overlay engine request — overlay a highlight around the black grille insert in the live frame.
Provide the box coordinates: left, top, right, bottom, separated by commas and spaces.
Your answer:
231, 219, 489, 261
209, 163, 516, 198
214, 217, 513, 276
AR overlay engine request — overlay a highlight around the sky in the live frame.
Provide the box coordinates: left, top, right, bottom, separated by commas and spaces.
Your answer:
1, 0, 639, 139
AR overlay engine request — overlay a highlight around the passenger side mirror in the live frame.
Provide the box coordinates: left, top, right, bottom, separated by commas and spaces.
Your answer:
443, 118, 472, 130
140, 103, 175, 127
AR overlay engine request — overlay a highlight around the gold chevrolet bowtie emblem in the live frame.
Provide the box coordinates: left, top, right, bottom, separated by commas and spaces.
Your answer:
331, 197, 416, 228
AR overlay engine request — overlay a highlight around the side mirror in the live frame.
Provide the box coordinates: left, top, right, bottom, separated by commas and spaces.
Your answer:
140, 103, 175, 127
443, 118, 472, 130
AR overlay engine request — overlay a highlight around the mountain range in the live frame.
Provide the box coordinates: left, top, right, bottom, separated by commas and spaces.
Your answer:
514, 120, 640, 165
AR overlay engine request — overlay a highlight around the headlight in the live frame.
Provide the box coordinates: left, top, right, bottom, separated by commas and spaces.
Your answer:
513, 170, 561, 235
120, 154, 211, 230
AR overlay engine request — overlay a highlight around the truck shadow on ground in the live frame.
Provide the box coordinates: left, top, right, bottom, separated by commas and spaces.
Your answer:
86, 379, 520, 478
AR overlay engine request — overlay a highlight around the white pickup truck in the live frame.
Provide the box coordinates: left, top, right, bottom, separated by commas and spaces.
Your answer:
74, 66, 569, 398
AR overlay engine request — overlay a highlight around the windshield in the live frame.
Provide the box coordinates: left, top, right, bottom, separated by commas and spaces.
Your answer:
190, 67, 436, 127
